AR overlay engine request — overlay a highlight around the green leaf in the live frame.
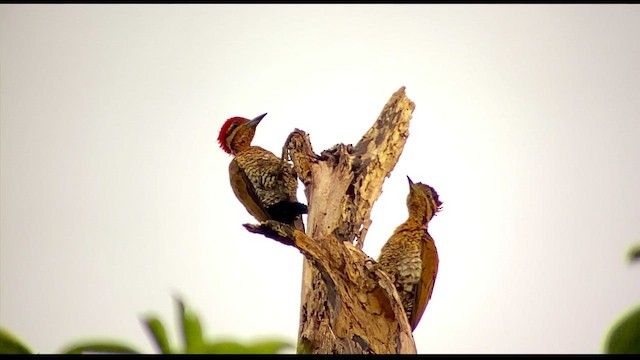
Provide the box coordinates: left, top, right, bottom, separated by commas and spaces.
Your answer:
202, 340, 252, 354
60, 341, 140, 354
0, 328, 33, 354
628, 244, 640, 264
605, 304, 640, 354
141, 315, 173, 354
174, 295, 204, 353
200, 339, 293, 354
245, 340, 294, 354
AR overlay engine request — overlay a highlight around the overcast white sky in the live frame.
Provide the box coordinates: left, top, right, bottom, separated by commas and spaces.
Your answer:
2, 4, 640, 354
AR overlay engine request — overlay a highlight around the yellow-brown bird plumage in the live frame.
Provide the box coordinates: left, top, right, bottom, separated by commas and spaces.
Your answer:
218, 113, 307, 230
377, 176, 442, 331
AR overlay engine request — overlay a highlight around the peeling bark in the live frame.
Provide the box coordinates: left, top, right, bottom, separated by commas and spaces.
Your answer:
246, 87, 416, 354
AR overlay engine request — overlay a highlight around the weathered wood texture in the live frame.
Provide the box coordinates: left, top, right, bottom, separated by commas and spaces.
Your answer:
246, 87, 416, 354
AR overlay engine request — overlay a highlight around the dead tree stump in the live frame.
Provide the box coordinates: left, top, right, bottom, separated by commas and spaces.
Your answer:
245, 86, 417, 354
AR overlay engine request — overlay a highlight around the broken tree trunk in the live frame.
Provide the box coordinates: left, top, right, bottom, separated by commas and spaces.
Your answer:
245, 86, 416, 354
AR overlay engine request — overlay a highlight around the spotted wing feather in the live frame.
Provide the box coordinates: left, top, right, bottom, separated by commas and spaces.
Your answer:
408, 231, 439, 330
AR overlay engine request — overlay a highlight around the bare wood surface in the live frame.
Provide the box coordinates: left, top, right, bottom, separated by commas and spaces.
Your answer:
244, 221, 416, 354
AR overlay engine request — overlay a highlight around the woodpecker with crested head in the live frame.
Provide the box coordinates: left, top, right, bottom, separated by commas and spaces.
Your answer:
217, 113, 307, 231
377, 176, 442, 331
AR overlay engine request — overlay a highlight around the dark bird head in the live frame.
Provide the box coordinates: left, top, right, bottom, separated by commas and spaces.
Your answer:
407, 176, 443, 223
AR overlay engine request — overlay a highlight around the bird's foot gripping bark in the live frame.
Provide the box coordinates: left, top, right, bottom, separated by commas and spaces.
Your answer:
243, 220, 298, 247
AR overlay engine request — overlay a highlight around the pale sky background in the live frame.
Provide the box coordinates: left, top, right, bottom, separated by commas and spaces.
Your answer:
1, 4, 640, 354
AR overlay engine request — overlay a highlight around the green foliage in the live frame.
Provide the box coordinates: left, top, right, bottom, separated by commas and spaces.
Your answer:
0, 295, 293, 354
141, 295, 293, 354
604, 305, 640, 354
141, 316, 174, 354
60, 341, 140, 354
177, 295, 205, 353
0, 328, 33, 354
200, 339, 293, 354
603, 243, 640, 354
628, 244, 640, 264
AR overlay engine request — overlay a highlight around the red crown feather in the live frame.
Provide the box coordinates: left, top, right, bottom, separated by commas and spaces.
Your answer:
217, 116, 248, 154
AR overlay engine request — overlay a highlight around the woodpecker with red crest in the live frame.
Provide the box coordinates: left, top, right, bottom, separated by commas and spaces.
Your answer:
217, 113, 307, 231
377, 176, 442, 331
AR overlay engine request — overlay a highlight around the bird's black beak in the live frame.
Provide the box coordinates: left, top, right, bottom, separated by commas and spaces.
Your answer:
407, 175, 414, 186
248, 113, 267, 128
